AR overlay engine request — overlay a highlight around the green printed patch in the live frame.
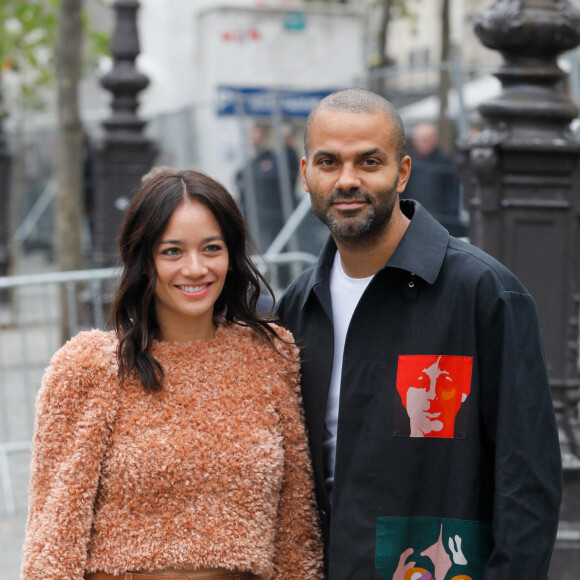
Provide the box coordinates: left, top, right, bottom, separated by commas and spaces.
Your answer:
376, 516, 492, 580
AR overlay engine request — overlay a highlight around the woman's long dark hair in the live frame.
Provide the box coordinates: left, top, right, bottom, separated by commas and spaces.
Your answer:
111, 168, 284, 392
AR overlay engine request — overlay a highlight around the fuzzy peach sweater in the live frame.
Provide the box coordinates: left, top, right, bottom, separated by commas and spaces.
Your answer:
21, 323, 322, 580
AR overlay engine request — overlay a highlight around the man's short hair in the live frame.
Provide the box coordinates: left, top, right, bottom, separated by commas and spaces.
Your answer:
304, 88, 407, 163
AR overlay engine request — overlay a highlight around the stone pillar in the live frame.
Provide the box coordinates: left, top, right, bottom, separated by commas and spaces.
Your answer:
456, 6, 580, 567
456, 0, 580, 458
92, 0, 157, 268
0, 85, 11, 287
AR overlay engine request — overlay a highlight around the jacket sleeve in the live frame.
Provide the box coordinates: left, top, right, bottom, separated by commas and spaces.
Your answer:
269, 329, 324, 580
21, 332, 119, 580
479, 291, 562, 578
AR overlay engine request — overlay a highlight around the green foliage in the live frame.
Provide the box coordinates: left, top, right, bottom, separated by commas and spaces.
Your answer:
0, 0, 110, 112
87, 28, 110, 59
0, 0, 57, 109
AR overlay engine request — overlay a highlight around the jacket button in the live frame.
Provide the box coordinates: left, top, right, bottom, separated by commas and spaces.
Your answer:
408, 281, 415, 288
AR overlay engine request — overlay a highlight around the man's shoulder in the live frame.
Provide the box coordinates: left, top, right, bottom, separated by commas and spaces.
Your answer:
281, 263, 316, 298
275, 263, 317, 315
445, 236, 527, 294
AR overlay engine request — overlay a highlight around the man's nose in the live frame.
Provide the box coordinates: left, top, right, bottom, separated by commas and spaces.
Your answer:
335, 165, 361, 191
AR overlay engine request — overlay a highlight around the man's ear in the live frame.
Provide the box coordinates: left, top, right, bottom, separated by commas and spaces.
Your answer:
301, 157, 309, 192
397, 155, 412, 194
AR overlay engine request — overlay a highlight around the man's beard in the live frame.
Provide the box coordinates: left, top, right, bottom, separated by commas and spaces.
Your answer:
309, 175, 400, 246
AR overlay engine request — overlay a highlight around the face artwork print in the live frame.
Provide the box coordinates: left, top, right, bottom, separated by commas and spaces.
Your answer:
376, 516, 492, 580
394, 355, 473, 438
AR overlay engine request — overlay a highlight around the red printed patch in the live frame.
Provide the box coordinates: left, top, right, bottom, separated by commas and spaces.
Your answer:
395, 355, 473, 438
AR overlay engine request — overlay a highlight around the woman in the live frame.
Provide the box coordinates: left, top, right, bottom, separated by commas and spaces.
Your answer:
21, 169, 322, 580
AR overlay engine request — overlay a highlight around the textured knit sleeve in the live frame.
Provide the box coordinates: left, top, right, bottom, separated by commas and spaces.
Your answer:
479, 291, 562, 578
269, 327, 324, 580
21, 331, 120, 580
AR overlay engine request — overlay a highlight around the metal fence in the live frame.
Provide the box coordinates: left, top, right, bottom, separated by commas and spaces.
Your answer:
0, 250, 317, 515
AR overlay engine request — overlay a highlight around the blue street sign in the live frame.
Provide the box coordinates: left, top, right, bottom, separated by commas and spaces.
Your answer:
216, 86, 335, 118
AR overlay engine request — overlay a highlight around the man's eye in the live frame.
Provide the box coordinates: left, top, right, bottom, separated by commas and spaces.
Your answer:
363, 159, 379, 166
319, 158, 336, 167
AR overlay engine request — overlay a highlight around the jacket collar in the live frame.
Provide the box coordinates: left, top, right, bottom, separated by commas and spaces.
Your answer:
301, 234, 336, 313
387, 199, 449, 284
300, 200, 449, 311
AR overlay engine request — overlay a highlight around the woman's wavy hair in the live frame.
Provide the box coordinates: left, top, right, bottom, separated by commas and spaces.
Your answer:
111, 168, 282, 392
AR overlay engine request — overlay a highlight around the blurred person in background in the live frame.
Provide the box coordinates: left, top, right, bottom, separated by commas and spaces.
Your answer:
236, 124, 301, 288
235, 124, 300, 251
404, 121, 466, 237
21, 168, 322, 580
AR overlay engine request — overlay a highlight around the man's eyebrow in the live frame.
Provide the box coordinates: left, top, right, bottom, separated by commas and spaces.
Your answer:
312, 149, 339, 159
313, 148, 387, 159
358, 148, 386, 158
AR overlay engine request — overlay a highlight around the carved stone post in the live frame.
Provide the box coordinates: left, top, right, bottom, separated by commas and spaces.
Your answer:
456, 5, 580, 560
0, 83, 11, 289
92, 0, 156, 268
457, 0, 580, 460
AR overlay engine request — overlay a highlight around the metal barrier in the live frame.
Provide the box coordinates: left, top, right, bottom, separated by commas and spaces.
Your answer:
0, 251, 317, 515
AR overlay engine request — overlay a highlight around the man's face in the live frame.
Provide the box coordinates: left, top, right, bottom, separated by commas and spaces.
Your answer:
301, 110, 410, 242
396, 355, 473, 438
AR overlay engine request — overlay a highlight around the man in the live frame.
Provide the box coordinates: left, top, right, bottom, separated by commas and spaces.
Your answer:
404, 122, 465, 237
274, 88, 562, 579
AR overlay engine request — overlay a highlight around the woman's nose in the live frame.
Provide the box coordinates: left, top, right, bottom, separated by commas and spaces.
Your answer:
182, 253, 208, 277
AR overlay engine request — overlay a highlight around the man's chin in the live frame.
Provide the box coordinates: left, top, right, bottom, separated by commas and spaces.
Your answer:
326, 214, 374, 238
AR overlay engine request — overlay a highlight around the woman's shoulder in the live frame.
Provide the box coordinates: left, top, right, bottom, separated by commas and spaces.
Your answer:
268, 322, 295, 344
45, 329, 118, 386
38, 330, 120, 430
224, 323, 301, 390
52, 329, 117, 361
220, 321, 296, 355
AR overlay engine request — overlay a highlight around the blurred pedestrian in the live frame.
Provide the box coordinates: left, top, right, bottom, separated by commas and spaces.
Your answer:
404, 122, 466, 237
21, 168, 322, 580
281, 123, 300, 195
236, 124, 299, 251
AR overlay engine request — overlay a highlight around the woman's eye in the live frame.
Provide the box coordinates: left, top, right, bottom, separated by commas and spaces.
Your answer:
162, 247, 181, 256
205, 244, 223, 252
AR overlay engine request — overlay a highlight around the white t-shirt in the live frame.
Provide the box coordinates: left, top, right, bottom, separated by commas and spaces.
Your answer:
324, 252, 374, 497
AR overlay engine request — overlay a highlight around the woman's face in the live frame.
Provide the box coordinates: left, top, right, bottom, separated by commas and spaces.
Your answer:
153, 200, 229, 342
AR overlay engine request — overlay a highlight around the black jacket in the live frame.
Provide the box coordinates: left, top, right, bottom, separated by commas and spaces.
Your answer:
275, 201, 562, 580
